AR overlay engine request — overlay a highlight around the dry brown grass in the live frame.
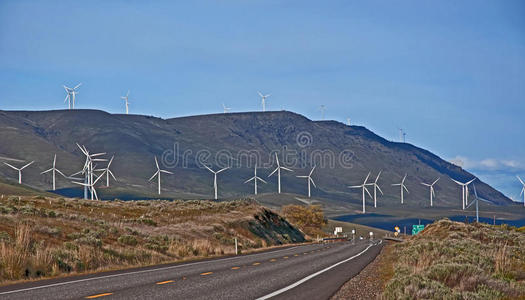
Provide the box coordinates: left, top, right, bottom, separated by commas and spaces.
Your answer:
0, 196, 304, 284
381, 219, 525, 299
281, 204, 327, 237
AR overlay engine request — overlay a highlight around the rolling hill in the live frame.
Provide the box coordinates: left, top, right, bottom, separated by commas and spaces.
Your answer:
0, 109, 513, 212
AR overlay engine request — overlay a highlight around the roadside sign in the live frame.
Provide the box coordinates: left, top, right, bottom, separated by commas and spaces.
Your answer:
334, 227, 343, 235
412, 224, 425, 235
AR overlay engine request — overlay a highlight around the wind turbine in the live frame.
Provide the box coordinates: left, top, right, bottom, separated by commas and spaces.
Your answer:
95, 155, 116, 187
222, 103, 231, 113
518, 176, 525, 206
268, 153, 293, 194
258, 92, 271, 112
203, 165, 229, 200
349, 172, 372, 214
4, 161, 34, 184
369, 171, 383, 208
468, 184, 493, 222
63, 83, 82, 109
392, 174, 409, 204
149, 156, 173, 195
296, 165, 317, 198
74, 143, 107, 200
421, 177, 440, 207
451, 178, 476, 210
244, 164, 267, 195
320, 105, 326, 120
121, 90, 130, 114
41, 154, 67, 190
72, 172, 105, 200
347, 118, 351, 126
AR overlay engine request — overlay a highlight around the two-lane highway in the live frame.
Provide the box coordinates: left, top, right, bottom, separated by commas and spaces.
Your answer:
0, 240, 383, 300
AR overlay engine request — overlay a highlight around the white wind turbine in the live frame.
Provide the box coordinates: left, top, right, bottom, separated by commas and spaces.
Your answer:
41, 154, 67, 190
451, 177, 476, 210
421, 177, 440, 207
349, 172, 372, 214
72, 172, 105, 200
95, 155, 116, 187
121, 90, 130, 114
347, 118, 351, 126
64, 83, 82, 109
468, 184, 493, 222
518, 176, 525, 206
149, 156, 173, 195
4, 161, 34, 184
268, 153, 293, 194
203, 165, 229, 200
296, 165, 317, 198
74, 143, 107, 200
244, 164, 267, 195
369, 171, 383, 208
319, 105, 326, 120
258, 92, 271, 112
222, 103, 231, 113
392, 174, 409, 204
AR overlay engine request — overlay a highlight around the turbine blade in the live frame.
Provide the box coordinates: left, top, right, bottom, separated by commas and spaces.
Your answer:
375, 170, 382, 183
363, 172, 371, 184
244, 177, 256, 184
281, 167, 293, 172
3, 162, 18, 170
55, 169, 67, 178
377, 184, 384, 195
268, 167, 278, 177
364, 186, 372, 198
392, 183, 401, 186
309, 165, 316, 176
74, 83, 82, 89
296, 176, 308, 178
310, 177, 317, 188
217, 167, 229, 174
465, 199, 476, 209
160, 170, 173, 174
41, 168, 53, 174
450, 178, 463, 186
203, 164, 214, 173
348, 185, 361, 189
403, 185, 409, 193
148, 171, 159, 181
433, 177, 440, 185
21, 161, 34, 169
107, 156, 114, 167
466, 178, 476, 185
517, 176, 524, 185
257, 177, 267, 184
473, 184, 478, 199
155, 156, 159, 170
108, 170, 117, 181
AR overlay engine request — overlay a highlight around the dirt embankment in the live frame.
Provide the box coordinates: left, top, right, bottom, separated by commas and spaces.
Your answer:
0, 196, 304, 284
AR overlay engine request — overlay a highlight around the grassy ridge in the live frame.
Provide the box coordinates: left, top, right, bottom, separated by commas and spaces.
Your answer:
382, 219, 525, 299
0, 196, 304, 284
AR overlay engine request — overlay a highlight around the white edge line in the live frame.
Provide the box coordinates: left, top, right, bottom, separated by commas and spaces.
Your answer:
0, 245, 299, 295
256, 241, 380, 300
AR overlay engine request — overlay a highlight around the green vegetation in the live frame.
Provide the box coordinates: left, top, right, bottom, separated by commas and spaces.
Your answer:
382, 219, 525, 299
0, 196, 304, 283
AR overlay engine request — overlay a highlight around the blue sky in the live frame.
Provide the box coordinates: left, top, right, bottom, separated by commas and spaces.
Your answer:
1, 1, 524, 199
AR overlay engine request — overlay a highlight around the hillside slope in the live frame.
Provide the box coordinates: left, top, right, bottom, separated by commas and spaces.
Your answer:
0, 109, 512, 208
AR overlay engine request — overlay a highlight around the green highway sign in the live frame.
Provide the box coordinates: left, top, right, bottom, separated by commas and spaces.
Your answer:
412, 225, 425, 235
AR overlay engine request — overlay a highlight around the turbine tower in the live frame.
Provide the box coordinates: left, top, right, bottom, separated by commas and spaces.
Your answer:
95, 155, 116, 187
296, 165, 317, 198
63, 83, 82, 109
369, 171, 383, 208
268, 153, 293, 194
74, 143, 107, 200
349, 172, 372, 214
320, 105, 326, 120
121, 90, 130, 114
451, 178, 476, 209
421, 177, 440, 207
392, 174, 409, 204
4, 161, 34, 184
149, 156, 173, 195
347, 118, 351, 126
203, 165, 229, 200
244, 164, 267, 195
518, 176, 525, 206
258, 92, 271, 112
41, 154, 66, 190
222, 103, 231, 113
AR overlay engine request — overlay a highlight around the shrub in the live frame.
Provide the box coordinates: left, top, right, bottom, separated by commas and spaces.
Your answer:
118, 235, 138, 246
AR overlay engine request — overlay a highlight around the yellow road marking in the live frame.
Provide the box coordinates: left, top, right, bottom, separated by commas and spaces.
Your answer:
85, 293, 113, 299
231, 267, 240, 270
156, 280, 174, 285
182, 277, 187, 280
294, 254, 299, 257
303, 253, 308, 255
283, 256, 289, 259
252, 262, 261, 266
270, 259, 277, 262
200, 272, 213, 276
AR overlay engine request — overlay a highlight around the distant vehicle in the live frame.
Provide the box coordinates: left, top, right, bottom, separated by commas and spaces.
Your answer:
359, 236, 363, 240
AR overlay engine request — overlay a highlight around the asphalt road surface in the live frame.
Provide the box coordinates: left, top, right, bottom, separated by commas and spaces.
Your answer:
0, 240, 383, 300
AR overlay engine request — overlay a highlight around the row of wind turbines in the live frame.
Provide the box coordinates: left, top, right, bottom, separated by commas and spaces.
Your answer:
4, 148, 525, 212
63, 85, 343, 124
